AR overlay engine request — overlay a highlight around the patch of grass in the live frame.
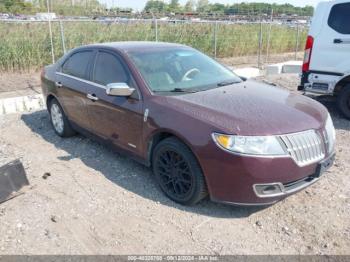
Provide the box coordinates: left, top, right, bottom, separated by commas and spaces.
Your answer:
0, 21, 307, 71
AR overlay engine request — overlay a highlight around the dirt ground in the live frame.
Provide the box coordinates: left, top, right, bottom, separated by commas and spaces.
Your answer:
0, 72, 349, 255
0, 71, 41, 99
219, 52, 304, 69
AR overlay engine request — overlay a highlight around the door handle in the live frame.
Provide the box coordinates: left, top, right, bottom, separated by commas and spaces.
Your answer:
87, 93, 99, 101
55, 81, 63, 88
334, 38, 350, 44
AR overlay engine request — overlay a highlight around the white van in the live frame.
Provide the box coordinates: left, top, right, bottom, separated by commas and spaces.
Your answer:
298, 0, 350, 119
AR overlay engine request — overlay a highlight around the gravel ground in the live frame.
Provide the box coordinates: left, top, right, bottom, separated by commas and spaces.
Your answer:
0, 73, 349, 255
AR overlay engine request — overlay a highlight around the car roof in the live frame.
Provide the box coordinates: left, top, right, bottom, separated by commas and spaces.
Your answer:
80, 41, 189, 52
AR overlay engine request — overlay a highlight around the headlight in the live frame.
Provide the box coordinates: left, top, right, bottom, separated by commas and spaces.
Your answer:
325, 113, 336, 153
212, 133, 287, 156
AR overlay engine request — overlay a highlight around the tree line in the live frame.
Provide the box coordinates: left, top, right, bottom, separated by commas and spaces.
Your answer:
144, 0, 314, 16
0, 0, 107, 15
0, 0, 314, 16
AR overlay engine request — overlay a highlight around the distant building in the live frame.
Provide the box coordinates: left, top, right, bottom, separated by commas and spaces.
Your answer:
36, 13, 57, 21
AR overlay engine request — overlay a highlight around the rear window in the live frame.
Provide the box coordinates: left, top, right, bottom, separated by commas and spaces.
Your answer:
62, 51, 93, 79
328, 3, 350, 34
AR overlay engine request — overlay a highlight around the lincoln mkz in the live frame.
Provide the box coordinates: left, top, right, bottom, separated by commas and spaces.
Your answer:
41, 42, 336, 206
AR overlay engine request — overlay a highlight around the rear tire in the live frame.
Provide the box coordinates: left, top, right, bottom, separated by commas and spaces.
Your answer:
152, 137, 208, 205
337, 85, 350, 120
49, 98, 76, 137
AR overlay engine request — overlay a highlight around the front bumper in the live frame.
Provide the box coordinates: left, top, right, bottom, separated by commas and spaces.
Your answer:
198, 142, 335, 206
253, 153, 334, 199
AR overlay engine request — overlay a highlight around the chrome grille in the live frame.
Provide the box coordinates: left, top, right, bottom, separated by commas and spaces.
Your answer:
279, 130, 325, 167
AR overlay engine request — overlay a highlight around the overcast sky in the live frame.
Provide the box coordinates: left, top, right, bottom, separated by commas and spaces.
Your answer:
99, 0, 323, 11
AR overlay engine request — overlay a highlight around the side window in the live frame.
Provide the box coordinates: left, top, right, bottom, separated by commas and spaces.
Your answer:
93, 51, 128, 86
62, 51, 93, 79
328, 3, 350, 34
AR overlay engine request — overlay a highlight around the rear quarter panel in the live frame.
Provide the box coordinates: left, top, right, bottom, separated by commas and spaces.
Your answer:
41, 64, 58, 106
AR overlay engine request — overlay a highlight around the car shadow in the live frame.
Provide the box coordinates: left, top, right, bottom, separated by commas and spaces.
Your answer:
21, 110, 266, 219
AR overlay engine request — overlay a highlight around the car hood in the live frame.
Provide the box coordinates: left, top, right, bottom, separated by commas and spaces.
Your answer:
159, 80, 328, 136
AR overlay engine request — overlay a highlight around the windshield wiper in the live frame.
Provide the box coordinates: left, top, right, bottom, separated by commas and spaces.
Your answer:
217, 80, 241, 87
170, 88, 198, 93
153, 88, 198, 93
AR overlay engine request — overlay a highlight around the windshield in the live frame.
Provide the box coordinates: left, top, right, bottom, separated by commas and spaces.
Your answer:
128, 48, 242, 93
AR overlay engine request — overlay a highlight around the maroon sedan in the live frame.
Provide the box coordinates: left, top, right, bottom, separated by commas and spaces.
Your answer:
41, 42, 336, 206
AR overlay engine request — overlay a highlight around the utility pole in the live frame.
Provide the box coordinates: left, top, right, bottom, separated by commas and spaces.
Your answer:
46, 0, 55, 63
265, 9, 273, 64
257, 14, 263, 69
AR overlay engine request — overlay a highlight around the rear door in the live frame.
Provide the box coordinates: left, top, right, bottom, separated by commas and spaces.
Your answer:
55, 50, 95, 130
311, 1, 350, 73
85, 49, 144, 157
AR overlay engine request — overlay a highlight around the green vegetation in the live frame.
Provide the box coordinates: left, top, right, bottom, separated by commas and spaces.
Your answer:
0, 0, 313, 17
0, 0, 107, 16
144, 0, 314, 16
0, 1, 311, 72
0, 21, 307, 71
0, 0, 33, 14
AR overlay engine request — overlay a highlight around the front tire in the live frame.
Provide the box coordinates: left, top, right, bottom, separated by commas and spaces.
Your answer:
49, 98, 76, 137
152, 137, 208, 205
337, 85, 350, 120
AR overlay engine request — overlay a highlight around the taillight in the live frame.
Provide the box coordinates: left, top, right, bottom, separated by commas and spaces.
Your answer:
302, 35, 314, 72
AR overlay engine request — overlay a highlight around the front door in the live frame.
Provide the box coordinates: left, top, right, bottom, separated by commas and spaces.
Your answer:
85, 50, 144, 157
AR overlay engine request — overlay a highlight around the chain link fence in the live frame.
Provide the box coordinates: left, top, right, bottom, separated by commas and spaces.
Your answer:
0, 18, 308, 71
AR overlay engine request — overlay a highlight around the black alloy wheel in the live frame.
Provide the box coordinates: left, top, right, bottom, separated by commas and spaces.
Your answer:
152, 137, 208, 205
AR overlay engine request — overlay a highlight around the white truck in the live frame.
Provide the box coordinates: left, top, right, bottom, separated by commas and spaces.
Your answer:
298, 0, 350, 119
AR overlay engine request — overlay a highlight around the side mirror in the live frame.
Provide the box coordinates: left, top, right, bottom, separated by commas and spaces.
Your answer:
106, 83, 135, 97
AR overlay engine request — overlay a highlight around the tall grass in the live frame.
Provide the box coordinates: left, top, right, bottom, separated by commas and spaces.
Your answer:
0, 21, 307, 71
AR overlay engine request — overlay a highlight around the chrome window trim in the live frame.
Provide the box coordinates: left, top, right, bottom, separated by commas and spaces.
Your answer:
56, 72, 106, 89
56, 71, 142, 99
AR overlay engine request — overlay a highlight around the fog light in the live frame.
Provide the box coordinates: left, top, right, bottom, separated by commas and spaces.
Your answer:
254, 183, 284, 198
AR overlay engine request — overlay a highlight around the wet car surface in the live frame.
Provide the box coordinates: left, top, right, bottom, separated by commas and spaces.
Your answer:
41, 42, 336, 205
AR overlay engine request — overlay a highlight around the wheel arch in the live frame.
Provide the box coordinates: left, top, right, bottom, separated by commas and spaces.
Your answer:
45, 93, 68, 116
46, 93, 57, 108
146, 129, 202, 170
146, 129, 210, 201
334, 74, 350, 94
